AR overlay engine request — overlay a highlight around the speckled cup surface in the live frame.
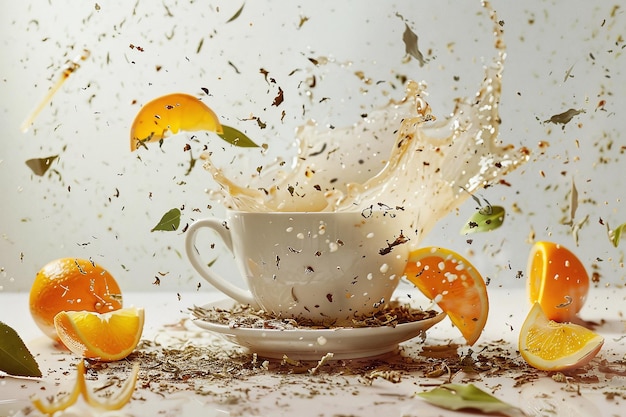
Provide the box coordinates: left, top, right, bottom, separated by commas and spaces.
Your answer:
186, 210, 413, 323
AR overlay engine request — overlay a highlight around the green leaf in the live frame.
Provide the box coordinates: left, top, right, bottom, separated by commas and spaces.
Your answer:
0, 321, 42, 377
25, 155, 58, 176
460, 205, 506, 235
218, 124, 259, 147
418, 383, 524, 416
608, 222, 626, 247
151, 208, 181, 232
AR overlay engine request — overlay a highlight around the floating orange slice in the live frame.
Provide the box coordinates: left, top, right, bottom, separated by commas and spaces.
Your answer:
54, 307, 144, 362
130, 93, 223, 150
519, 302, 603, 371
403, 247, 489, 345
527, 241, 589, 322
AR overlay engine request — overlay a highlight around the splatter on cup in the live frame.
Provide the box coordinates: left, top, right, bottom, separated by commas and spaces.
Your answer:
185, 210, 414, 324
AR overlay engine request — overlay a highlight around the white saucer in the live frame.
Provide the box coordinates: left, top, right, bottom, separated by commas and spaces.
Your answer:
190, 299, 446, 360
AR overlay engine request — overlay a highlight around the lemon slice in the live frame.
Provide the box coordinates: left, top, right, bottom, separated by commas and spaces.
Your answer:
519, 302, 603, 371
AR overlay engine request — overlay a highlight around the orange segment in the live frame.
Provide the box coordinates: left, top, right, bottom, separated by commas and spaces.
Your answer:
29, 258, 123, 340
403, 247, 489, 345
519, 302, 603, 371
130, 93, 223, 150
527, 241, 589, 322
54, 307, 144, 362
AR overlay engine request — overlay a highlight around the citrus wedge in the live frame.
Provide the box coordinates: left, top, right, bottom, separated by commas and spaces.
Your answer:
130, 93, 223, 150
519, 302, 603, 371
403, 247, 488, 345
527, 241, 589, 322
54, 307, 144, 362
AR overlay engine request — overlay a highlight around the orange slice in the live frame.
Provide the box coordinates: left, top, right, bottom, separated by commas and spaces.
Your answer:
519, 302, 603, 371
403, 247, 489, 345
54, 307, 144, 362
130, 93, 223, 150
527, 241, 589, 322
31, 361, 139, 414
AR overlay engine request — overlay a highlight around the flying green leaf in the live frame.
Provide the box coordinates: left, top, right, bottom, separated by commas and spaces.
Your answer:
25, 155, 58, 176
460, 205, 506, 235
608, 222, 626, 248
418, 383, 525, 416
226, 3, 245, 23
0, 321, 42, 377
218, 124, 259, 147
151, 208, 181, 232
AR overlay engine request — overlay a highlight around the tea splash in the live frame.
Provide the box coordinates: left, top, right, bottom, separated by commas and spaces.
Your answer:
202, 7, 528, 246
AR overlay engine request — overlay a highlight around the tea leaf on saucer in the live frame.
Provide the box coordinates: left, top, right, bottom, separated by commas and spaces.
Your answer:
0, 321, 42, 377
151, 208, 181, 232
418, 383, 524, 416
460, 205, 505, 235
218, 124, 259, 147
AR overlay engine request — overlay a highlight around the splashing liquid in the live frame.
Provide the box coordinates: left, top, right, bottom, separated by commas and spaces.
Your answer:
202, 3, 528, 246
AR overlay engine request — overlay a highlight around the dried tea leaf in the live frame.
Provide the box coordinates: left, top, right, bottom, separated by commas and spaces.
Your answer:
418, 383, 525, 416
608, 222, 626, 247
401, 23, 428, 66
226, 3, 245, 23
543, 108, 585, 126
151, 208, 181, 232
460, 206, 506, 234
0, 321, 42, 377
25, 155, 58, 176
218, 124, 259, 147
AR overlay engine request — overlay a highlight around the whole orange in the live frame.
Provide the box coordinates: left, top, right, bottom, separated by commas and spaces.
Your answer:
29, 258, 123, 340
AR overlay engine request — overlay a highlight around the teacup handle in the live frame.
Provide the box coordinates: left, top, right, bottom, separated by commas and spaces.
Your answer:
185, 218, 258, 308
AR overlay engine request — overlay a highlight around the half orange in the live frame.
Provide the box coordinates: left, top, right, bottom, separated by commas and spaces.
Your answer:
130, 93, 223, 150
527, 241, 589, 322
54, 307, 144, 362
403, 247, 489, 345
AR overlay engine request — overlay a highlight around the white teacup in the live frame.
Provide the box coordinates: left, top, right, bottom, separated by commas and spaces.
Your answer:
185, 210, 413, 324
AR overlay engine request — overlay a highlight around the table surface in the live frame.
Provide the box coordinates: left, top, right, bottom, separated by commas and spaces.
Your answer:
1, 287, 625, 417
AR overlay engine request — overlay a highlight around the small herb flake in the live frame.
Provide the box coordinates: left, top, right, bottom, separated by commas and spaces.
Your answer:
226, 3, 245, 23
151, 208, 181, 232
25, 155, 59, 176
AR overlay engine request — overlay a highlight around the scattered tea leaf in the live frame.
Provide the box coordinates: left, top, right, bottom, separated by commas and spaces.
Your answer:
151, 208, 181, 232
543, 108, 585, 126
218, 124, 259, 147
460, 206, 506, 234
0, 321, 42, 377
226, 3, 245, 23
608, 222, 626, 247
401, 23, 428, 66
25, 155, 58, 176
418, 383, 524, 416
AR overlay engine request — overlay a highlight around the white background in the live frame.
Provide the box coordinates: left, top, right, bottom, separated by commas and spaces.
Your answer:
1, 0, 625, 293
